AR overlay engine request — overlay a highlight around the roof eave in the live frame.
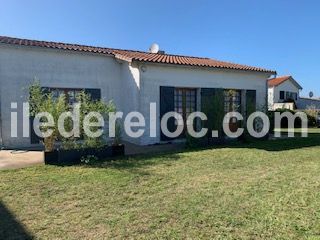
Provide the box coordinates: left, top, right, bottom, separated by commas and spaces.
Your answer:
0, 41, 115, 57
132, 59, 276, 75
288, 77, 303, 90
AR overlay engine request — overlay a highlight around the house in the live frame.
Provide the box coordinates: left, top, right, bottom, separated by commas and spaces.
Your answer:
297, 97, 320, 110
268, 76, 302, 110
0, 36, 275, 149
268, 75, 320, 110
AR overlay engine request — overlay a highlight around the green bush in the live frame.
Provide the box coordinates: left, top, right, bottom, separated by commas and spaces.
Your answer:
185, 133, 205, 149
80, 155, 98, 165
28, 81, 117, 151
269, 108, 318, 129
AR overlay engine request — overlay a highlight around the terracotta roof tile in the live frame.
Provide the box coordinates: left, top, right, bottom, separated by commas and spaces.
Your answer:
268, 75, 303, 89
268, 76, 292, 87
0, 36, 276, 74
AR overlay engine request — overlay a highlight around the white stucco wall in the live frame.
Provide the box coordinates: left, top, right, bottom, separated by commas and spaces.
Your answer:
118, 61, 141, 144
0, 44, 126, 148
268, 87, 275, 110
273, 80, 300, 103
0, 43, 272, 147
268, 80, 301, 110
138, 63, 271, 145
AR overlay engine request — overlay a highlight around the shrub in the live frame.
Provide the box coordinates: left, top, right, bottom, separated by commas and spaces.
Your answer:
29, 82, 68, 151
112, 120, 122, 146
304, 107, 319, 127
80, 155, 98, 165
185, 133, 205, 149
269, 108, 319, 129
28, 81, 117, 151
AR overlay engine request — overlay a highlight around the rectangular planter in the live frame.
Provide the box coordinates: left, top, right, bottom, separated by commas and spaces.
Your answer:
44, 145, 124, 165
44, 151, 59, 165
112, 144, 125, 156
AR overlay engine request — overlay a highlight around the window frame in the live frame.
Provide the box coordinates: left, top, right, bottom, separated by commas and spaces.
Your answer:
224, 89, 242, 125
174, 88, 197, 138
224, 89, 242, 114
43, 87, 84, 105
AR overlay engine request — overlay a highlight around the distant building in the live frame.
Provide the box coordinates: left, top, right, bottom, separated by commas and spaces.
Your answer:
268, 75, 320, 110
268, 76, 302, 110
297, 97, 320, 110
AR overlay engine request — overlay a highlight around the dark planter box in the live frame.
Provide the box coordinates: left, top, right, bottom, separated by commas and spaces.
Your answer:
44, 151, 59, 165
112, 144, 125, 156
44, 145, 124, 165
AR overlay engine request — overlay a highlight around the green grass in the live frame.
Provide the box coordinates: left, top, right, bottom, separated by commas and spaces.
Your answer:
2, 131, 320, 239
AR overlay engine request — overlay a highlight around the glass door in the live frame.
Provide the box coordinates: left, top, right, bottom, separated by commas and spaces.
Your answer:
174, 88, 197, 138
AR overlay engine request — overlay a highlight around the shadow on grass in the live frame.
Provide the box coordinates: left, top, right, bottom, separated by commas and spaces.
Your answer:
239, 132, 320, 152
86, 133, 320, 170
87, 150, 184, 175
0, 201, 33, 240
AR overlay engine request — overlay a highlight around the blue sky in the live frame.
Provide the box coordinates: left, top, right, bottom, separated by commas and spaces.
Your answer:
0, 0, 319, 96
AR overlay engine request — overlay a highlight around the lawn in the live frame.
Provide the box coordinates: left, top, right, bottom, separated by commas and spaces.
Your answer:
1, 131, 320, 239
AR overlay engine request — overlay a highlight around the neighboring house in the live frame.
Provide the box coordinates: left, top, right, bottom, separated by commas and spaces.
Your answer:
0, 36, 275, 149
268, 76, 302, 110
297, 97, 320, 110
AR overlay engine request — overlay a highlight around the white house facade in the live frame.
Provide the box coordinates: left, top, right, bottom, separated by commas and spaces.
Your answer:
0, 36, 275, 149
268, 76, 302, 110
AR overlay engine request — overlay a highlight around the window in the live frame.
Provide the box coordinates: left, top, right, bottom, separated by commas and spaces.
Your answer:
48, 88, 82, 105
43, 88, 101, 105
294, 92, 298, 101
285, 91, 298, 101
224, 90, 241, 113
174, 88, 197, 137
224, 90, 241, 127
280, 91, 285, 100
